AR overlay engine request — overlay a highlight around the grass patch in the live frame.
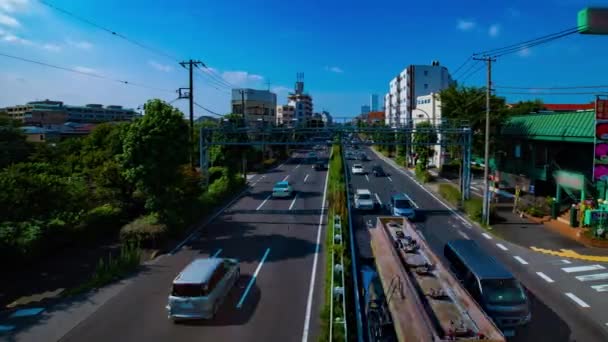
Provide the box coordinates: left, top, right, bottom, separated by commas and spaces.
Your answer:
438, 183, 461, 206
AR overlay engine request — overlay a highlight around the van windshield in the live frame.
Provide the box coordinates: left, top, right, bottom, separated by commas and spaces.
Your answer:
481, 279, 526, 306
395, 199, 412, 208
172, 283, 205, 297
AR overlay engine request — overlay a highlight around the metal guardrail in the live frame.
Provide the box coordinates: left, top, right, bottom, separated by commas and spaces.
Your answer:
329, 215, 348, 341
342, 149, 364, 342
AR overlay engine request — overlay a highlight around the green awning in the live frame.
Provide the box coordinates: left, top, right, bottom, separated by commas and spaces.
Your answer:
501, 111, 595, 143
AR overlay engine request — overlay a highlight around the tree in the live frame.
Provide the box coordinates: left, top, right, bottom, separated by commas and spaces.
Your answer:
439, 85, 508, 157
0, 126, 32, 169
507, 99, 545, 116
120, 99, 190, 220
413, 121, 438, 170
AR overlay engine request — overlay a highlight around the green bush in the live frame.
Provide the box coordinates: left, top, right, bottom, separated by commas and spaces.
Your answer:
119, 214, 168, 247
415, 164, 433, 183
208, 166, 229, 185
464, 198, 483, 222
0, 220, 44, 261
438, 183, 461, 206
83, 204, 125, 235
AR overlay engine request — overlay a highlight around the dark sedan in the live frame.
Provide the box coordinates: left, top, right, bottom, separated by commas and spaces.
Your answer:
371, 164, 386, 177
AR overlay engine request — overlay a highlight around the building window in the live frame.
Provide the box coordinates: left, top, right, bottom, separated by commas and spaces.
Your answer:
514, 144, 521, 158
424, 70, 428, 76
424, 84, 428, 89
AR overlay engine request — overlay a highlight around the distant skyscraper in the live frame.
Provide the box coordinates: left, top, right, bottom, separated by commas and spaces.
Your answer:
370, 94, 379, 111
361, 105, 370, 115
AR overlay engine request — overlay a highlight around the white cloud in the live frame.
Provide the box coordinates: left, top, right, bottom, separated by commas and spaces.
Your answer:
0, 0, 29, 13
73, 66, 100, 75
517, 47, 531, 57
457, 19, 476, 31
0, 12, 19, 27
42, 43, 61, 51
66, 38, 93, 50
271, 85, 291, 94
148, 60, 173, 72
488, 24, 501, 37
1, 32, 30, 45
221, 71, 264, 85
325, 66, 343, 73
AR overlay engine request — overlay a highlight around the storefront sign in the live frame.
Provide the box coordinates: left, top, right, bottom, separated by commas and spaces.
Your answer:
555, 171, 584, 190
594, 97, 608, 181
585, 209, 608, 226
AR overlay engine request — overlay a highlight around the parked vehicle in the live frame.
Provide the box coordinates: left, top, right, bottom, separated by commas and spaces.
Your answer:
444, 240, 531, 333
372, 165, 386, 177
272, 181, 294, 198
359, 153, 370, 161
352, 164, 365, 175
167, 257, 240, 321
388, 193, 416, 219
354, 189, 376, 210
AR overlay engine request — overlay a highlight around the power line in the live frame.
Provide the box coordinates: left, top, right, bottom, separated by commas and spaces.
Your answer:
496, 84, 608, 90
38, 0, 181, 63
451, 57, 473, 78
194, 102, 225, 116
492, 29, 580, 58
498, 91, 608, 95
0, 51, 174, 93
193, 67, 232, 94
194, 64, 235, 89
460, 62, 485, 84
474, 25, 582, 57
455, 60, 481, 83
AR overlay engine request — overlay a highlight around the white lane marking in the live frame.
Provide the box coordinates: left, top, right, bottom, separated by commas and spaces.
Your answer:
236, 248, 271, 309
374, 151, 474, 228
283, 175, 290, 181
482, 233, 492, 239
565, 293, 590, 308
575, 273, 608, 282
304, 174, 309, 183
514, 256, 529, 265
458, 230, 470, 239
562, 259, 572, 264
302, 156, 331, 342
471, 186, 480, 191
375, 193, 383, 206
591, 284, 608, 292
171, 186, 250, 254
365, 174, 370, 182
536, 272, 555, 283
211, 249, 222, 258
496, 243, 508, 251
295, 163, 301, 169
289, 193, 298, 210
261, 175, 266, 179
256, 194, 272, 211
562, 265, 606, 273
388, 176, 393, 182
410, 199, 419, 208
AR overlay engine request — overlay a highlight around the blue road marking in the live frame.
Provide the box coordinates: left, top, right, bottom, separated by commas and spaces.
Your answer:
236, 248, 271, 309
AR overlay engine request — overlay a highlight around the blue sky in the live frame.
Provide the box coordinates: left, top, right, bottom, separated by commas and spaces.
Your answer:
0, 0, 606, 119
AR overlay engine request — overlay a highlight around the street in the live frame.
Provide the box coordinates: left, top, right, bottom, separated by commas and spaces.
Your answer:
344, 145, 608, 342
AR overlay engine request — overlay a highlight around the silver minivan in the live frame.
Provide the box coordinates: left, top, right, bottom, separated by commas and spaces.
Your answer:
166, 257, 240, 321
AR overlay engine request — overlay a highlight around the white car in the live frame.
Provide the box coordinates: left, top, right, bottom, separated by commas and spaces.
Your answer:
354, 189, 375, 210
351, 164, 365, 175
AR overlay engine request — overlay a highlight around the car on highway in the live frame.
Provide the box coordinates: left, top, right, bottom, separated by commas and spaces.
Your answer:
358, 153, 370, 161
307, 151, 317, 160
354, 189, 376, 210
444, 240, 531, 333
313, 145, 324, 151
371, 164, 386, 177
351, 164, 365, 175
345, 152, 357, 160
314, 160, 328, 170
272, 181, 294, 198
167, 257, 240, 321
388, 193, 416, 219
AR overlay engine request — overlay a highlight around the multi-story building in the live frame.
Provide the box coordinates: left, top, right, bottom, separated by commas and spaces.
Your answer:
415, 93, 444, 168
287, 74, 313, 123
384, 61, 454, 127
231, 88, 277, 127
370, 94, 379, 111
320, 110, 333, 126
276, 104, 295, 126
361, 105, 370, 115
2, 99, 137, 125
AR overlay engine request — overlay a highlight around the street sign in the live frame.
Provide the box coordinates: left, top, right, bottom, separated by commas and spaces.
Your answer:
578, 8, 608, 35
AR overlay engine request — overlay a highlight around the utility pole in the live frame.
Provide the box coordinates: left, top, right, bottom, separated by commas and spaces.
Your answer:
180, 59, 203, 168
474, 56, 495, 226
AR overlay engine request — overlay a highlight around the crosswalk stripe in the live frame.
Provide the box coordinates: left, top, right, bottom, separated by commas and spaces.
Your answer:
562, 265, 606, 273
591, 284, 608, 292
576, 273, 608, 282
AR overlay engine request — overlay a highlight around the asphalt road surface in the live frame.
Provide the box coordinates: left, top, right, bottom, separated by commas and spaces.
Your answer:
345, 145, 608, 342
59, 150, 330, 342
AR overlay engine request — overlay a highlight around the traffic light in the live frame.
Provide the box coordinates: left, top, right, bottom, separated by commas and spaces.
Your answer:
578, 7, 608, 35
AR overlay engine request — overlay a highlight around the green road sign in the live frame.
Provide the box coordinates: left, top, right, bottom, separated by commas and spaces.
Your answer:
578, 7, 608, 35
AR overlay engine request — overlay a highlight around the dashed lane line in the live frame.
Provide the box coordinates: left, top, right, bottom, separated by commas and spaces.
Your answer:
496, 243, 508, 251
304, 174, 309, 183
482, 233, 492, 240
565, 293, 590, 308
536, 272, 555, 283
256, 194, 272, 211
387, 176, 393, 182
458, 230, 470, 239
514, 256, 529, 265
374, 193, 383, 206
289, 193, 298, 211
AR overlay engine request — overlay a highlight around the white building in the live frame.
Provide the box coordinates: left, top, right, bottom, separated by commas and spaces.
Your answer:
231, 88, 277, 127
287, 73, 313, 122
320, 110, 332, 125
415, 93, 445, 168
384, 61, 454, 127
276, 104, 295, 126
